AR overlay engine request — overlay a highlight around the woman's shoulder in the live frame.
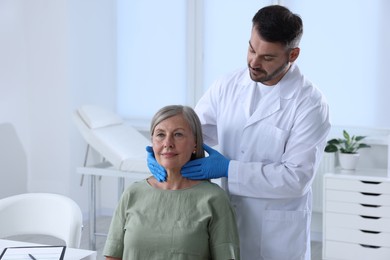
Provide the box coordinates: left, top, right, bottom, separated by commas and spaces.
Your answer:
197, 181, 229, 198
196, 182, 234, 213
121, 179, 149, 196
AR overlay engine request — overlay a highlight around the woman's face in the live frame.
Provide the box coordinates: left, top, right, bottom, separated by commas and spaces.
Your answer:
152, 114, 196, 172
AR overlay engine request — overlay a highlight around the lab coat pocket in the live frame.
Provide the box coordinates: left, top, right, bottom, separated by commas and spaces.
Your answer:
243, 124, 288, 160
261, 209, 309, 260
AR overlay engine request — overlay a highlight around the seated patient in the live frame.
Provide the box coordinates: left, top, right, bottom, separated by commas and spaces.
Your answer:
103, 105, 240, 260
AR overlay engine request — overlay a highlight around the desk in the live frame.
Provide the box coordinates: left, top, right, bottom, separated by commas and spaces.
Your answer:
77, 161, 150, 250
0, 239, 96, 260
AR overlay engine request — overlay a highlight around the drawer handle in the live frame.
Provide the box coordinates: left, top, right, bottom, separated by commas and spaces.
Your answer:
360, 244, 381, 249
360, 215, 381, 219
360, 229, 381, 234
360, 203, 381, 208
361, 192, 381, 196
361, 181, 382, 185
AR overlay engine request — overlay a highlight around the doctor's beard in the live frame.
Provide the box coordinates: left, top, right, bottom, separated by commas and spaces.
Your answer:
248, 60, 290, 85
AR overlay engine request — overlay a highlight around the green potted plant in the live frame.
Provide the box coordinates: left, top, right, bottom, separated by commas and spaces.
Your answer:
325, 130, 371, 170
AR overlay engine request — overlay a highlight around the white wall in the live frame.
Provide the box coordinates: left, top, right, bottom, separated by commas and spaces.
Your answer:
287, 0, 390, 128
0, 0, 117, 217
0, 1, 29, 197
116, 0, 187, 120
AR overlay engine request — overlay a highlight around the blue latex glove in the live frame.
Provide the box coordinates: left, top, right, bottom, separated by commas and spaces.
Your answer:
146, 146, 167, 182
181, 144, 230, 180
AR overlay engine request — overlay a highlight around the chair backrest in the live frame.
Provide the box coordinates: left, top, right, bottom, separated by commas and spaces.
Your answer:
0, 193, 83, 248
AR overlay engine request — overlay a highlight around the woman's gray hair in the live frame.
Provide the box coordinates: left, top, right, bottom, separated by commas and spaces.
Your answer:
150, 105, 205, 159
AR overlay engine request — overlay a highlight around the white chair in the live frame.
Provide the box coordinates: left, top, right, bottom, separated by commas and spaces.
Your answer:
0, 193, 83, 248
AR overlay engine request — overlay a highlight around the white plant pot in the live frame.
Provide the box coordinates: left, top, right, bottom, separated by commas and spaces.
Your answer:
338, 153, 360, 171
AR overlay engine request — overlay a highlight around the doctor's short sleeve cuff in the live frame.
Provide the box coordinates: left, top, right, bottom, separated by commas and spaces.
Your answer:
227, 160, 240, 195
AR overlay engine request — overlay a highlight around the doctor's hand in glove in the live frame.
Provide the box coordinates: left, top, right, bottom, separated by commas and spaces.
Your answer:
181, 144, 230, 180
146, 146, 167, 182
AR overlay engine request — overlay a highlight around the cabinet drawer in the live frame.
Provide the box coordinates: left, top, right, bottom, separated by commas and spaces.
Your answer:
326, 201, 390, 218
325, 178, 390, 194
325, 212, 390, 232
324, 240, 390, 260
326, 189, 390, 206
326, 226, 390, 247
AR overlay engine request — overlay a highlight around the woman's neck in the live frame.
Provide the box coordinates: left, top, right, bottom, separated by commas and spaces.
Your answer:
148, 170, 200, 190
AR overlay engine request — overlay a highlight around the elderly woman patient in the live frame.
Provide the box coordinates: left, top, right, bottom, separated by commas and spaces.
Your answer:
103, 105, 240, 260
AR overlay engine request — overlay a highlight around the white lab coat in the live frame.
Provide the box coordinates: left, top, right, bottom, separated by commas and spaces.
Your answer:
195, 64, 330, 260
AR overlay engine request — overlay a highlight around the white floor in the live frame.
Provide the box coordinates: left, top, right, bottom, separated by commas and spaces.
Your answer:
8, 215, 323, 260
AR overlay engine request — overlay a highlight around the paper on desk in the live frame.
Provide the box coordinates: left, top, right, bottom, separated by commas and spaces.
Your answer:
0, 245, 66, 260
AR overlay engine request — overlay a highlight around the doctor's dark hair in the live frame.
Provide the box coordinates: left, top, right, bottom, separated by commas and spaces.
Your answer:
252, 5, 303, 49
150, 105, 205, 160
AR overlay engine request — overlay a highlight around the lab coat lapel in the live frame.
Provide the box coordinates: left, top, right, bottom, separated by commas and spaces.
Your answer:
243, 64, 300, 128
245, 86, 281, 127
238, 80, 259, 119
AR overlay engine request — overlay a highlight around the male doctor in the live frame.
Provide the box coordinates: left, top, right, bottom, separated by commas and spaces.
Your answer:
147, 5, 330, 260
